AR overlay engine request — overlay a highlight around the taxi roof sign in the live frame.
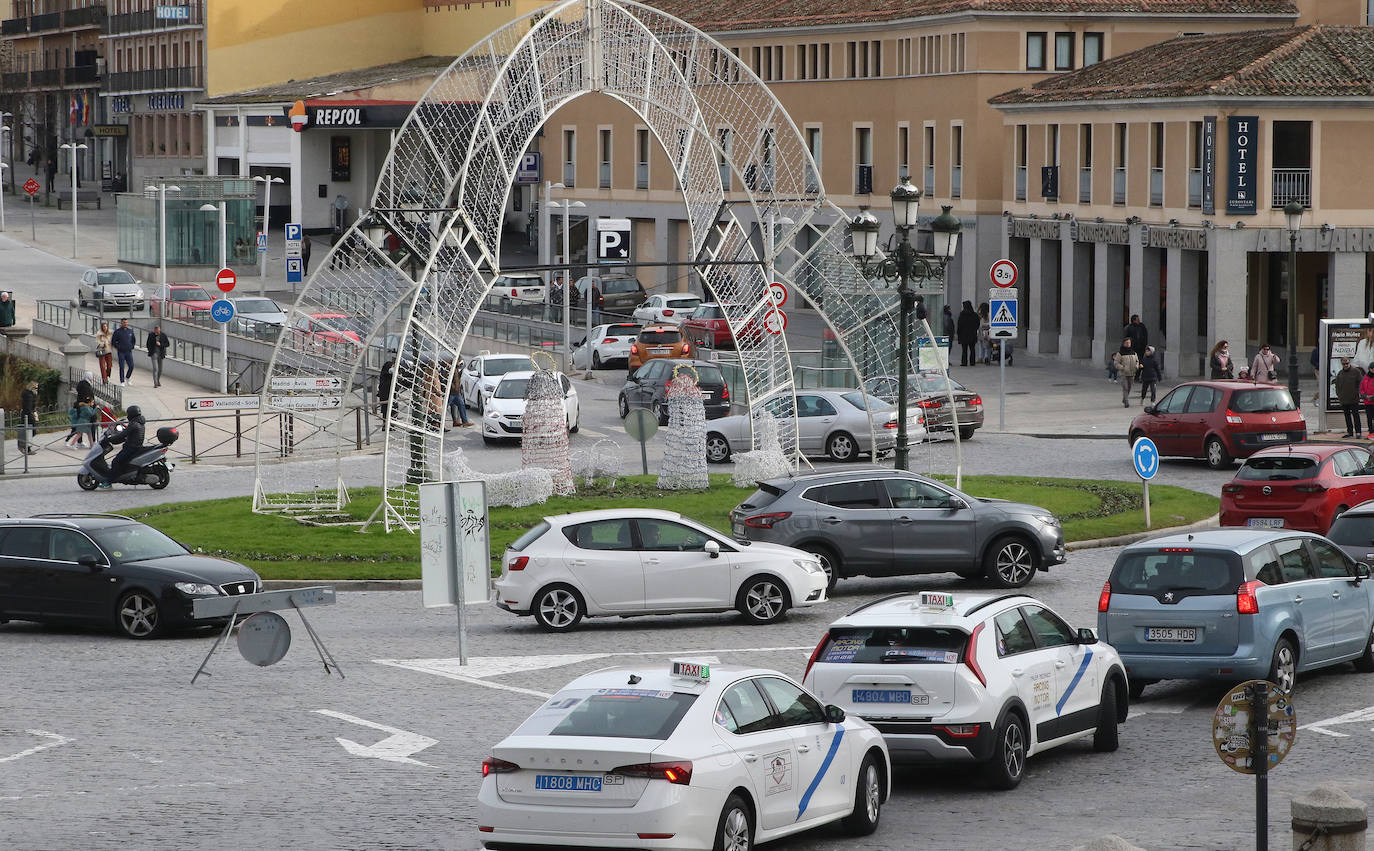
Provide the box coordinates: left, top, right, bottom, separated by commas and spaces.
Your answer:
917, 591, 956, 609
671, 661, 710, 681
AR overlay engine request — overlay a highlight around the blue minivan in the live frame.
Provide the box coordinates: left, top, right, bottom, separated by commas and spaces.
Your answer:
1098, 529, 1374, 696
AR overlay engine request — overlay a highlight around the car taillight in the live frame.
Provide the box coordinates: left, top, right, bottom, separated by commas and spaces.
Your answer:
884, 419, 898, 429
602, 338, 615, 344
508, 556, 528, 571
612, 761, 692, 786
963, 622, 987, 687
1222, 484, 1244, 494
803, 634, 830, 681
721, 386, 729, 400
1098, 581, 1112, 613
1237, 580, 1262, 614
971, 395, 982, 406
1225, 409, 1243, 424
482, 757, 519, 776
682, 343, 691, 354
1294, 484, 1326, 493
744, 511, 791, 529
630, 344, 639, 354
662, 309, 674, 317
934, 724, 980, 738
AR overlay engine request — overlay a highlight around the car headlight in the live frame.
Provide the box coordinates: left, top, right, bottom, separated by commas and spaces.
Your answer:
174, 582, 221, 596
1029, 513, 1060, 528
794, 558, 824, 575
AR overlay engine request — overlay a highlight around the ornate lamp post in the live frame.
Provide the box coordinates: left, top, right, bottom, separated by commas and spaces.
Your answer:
1283, 200, 1304, 403
847, 177, 961, 471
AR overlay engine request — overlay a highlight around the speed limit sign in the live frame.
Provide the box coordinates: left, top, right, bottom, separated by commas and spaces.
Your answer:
990, 259, 1019, 288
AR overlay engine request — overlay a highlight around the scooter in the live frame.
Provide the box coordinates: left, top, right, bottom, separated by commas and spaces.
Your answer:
76, 422, 179, 491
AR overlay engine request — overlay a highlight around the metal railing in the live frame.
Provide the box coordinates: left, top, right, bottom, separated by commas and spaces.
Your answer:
951, 165, 962, 199
62, 5, 104, 27
1, 17, 27, 34
102, 66, 201, 93
106, 2, 202, 34
1015, 166, 1026, 201
1188, 168, 1202, 207
1078, 167, 1091, 203
1149, 167, 1164, 206
1113, 168, 1126, 204
28, 11, 60, 31
562, 164, 574, 186
1272, 168, 1311, 208
635, 162, 649, 190
923, 165, 935, 197
65, 64, 98, 84
31, 68, 61, 86
598, 162, 611, 189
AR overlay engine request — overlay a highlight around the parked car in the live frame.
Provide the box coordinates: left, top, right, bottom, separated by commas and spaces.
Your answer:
1328, 502, 1374, 564
864, 372, 985, 440
803, 591, 1126, 789
681, 302, 762, 350
730, 466, 1066, 590
1128, 380, 1306, 469
493, 508, 828, 631
1097, 528, 1374, 696
570, 322, 641, 370
460, 353, 535, 412
489, 272, 546, 308
627, 323, 693, 371
618, 358, 731, 423
0, 514, 261, 638
574, 273, 647, 318
230, 296, 288, 326
705, 389, 911, 465
291, 312, 365, 352
632, 293, 703, 324
1221, 443, 1374, 533
481, 370, 580, 443
78, 268, 144, 310
149, 283, 215, 319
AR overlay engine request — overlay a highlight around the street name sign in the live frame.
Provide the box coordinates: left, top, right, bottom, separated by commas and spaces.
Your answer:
186, 395, 261, 411
269, 375, 343, 391
269, 394, 343, 410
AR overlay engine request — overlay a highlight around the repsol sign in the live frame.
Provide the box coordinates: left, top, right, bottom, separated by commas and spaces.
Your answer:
308, 107, 366, 127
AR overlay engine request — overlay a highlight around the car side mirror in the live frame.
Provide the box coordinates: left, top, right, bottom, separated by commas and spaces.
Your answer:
704, 540, 720, 559
824, 704, 846, 724
78, 554, 103, 571
1143, 405, 1158, 415
1076, 627, 1099, 645
1355, 563, 1370, 584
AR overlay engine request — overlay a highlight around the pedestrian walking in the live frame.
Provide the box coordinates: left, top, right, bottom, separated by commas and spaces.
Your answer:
1361, 366, 1374, 439
1112, 339, 1140, 407
1208, 340, 1234, 379
1336, 357, 1363, 437
302, 235, 312, 276
45, 157, 57, 195
76, 371, 95, 407
977, 303, 991, 364
1124, 314, 1149, 353
94, 320, 114, 384
447, 367, 472, 428
941, 304, 956, 365
955, 300, 979, 367
377, 360, 394, 423
111, 318, 137, 385
1138, 345, 1162, 403
1251, 344, 1279, 384
18, 380, 39, 454
145, 325, 169, 387
0, 290, 15, 328
589, 284, 603, 325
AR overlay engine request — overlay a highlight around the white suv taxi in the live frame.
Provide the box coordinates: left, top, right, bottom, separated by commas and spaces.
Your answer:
802, 591, 1128, 789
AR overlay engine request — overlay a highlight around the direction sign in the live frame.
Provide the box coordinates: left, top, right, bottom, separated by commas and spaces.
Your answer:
596, 217, 631, 262
284, 222, 303, 260
269, 375, 343, 391
286, 257, 303, 284
186, 395, 261, 411
515, 152, 541, 184
216, 267, 237, 293
23, 178, 40, 196
763, 309, 787, 335
269, 394, 343, 410
209, 299, 236, 324
767, 282, 788, 308
990, 258, 1019, 288
1131, 436, 1160, 480
256, 231, 267, 252
1212, 680, 1296, 775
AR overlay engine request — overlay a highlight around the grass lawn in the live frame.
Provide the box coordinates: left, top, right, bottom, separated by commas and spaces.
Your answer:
124, 474, 1217, 580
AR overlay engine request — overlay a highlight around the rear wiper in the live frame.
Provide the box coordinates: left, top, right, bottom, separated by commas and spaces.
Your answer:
1165, 585, 1210, 592
1266, 475, 1299, 480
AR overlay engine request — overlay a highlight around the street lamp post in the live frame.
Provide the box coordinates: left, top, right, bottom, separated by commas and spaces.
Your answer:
1, 111, 12, 196
59, 142, 88, 258
0, 121, 10, 231
147, 183, 181, 288
847, 177, 961, 471
201, 201, 228, 393
1284, 200, 1304, 404
253, 175, 284, 296
548, 192, 586, 373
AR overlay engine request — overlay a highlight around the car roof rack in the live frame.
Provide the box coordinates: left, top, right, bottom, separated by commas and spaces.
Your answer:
30, 513, 136, 521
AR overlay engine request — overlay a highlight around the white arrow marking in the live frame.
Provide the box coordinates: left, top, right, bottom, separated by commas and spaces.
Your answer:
1298, 705, 1374, 738
314, 710, 437, 766
0, 730, 73, 763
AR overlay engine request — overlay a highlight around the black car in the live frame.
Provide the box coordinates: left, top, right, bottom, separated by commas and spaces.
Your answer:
618, 358, 731, 423
0, 514, 261, 638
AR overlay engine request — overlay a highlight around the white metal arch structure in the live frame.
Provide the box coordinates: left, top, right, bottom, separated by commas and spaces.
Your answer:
254, 0, 949, 530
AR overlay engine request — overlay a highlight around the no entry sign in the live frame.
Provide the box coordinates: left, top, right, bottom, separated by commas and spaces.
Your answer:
216, 268, 237, 293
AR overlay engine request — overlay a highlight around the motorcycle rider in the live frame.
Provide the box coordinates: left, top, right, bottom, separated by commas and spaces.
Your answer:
105, 405, 146, 487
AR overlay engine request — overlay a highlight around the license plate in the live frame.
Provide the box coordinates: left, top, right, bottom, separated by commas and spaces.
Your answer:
701, 391, 711, 399
732, 522, 745, 536
1262, 433, 1286, 441
1247, 518, 1284, 528
1145, 627, 1198, 642
651, 347, 669, 354
534, 774, 602, 792
852, 688, 912, 704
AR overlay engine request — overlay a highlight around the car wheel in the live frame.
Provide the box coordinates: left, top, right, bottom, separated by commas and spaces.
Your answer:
592, 351, 603, 369
116, 590, 163, 639
737, 576, 790, 624
147, 465, 171, 490
532, 585, 584, 632
959, 427, 976, 441
799, 543, 841, 593
1093, 680, 1120, 752
1354, 621, 1374, 673
984, 711, 1027, 790
984, 536, 1038, 588
826, 431, 858, 462
841, 753, 883, 835
1128, 679, 1154, 700
1268, 637, 1297, 693
1205, 436, 1232, 470
618, 394, 630, 419
712, 794, 753, 851
706, 433, 732, 464
1129, 429, 1146, 446
77, 473, 99, 491
654, 401, 669, 427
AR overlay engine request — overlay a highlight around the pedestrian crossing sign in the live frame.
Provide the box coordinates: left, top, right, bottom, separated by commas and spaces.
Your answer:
990, 298, 1017, 328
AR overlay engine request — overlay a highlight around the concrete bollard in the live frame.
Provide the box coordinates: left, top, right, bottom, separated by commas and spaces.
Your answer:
1292, 783, 1368, 850
1071, 836, 1145, 851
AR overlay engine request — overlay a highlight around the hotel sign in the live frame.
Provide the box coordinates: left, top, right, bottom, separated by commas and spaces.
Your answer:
1201, 116, 1216, 216
1226, 116, 1257, 216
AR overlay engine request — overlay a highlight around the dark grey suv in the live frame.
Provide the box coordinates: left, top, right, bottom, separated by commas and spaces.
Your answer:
729, 467, 1066, 590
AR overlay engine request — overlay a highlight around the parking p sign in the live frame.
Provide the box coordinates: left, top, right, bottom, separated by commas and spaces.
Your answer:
596, 218, 631, 262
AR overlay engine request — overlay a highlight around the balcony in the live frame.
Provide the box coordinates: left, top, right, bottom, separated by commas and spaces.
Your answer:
1149, 167, 1163, 206
1, 17, 27, 35
635, 162, 648, 190
31, 68, 61, 86
1188, 167, 1202, 208
1015, 165, 1026, 201
951, 165, 962, 199
598, 162, 610, 189
62, 5, 105, 28
1078, 167, 1091, 203
562, 163, 574, 187
102, 65, 201, 93
1113, 167, 1126, 205
66, 64, 98, 85
29, 11, 61, 32
804, 165, 819, 194
107, 2, 200, 35
2, 71, 27, 90
923, 164, 935, 197
1272, 168, 1310, 208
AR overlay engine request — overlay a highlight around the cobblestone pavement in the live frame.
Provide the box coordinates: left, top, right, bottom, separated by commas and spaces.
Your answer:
5, 545, 1374, 850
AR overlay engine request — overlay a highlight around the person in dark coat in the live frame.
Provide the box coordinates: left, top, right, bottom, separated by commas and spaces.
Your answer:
941, 305, 955, 365
45, 157, 57, 195
301, 235, 313, 276
18, 380, 39, 454
1138, 345, 1163, 403
377, 360, 394, 423
1124, 314, 1149, 353
109, 405, 146, 481
111, 318, 137, 385
956, 300, 980, 367
1336, 358, 1363, 437
0, 290, 16, 327
145, 325, 169, 387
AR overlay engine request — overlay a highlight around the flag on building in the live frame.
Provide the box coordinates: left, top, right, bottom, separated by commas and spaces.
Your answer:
69, 94, 79, 125
81, 93, 90, 125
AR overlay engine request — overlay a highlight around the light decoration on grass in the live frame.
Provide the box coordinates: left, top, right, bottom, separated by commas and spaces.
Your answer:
658, 363, 709, 490
521, 354, 575, 496
732, 409, 792, 487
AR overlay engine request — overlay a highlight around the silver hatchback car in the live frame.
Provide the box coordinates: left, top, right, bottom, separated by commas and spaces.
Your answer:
1098, 529, 1374, 696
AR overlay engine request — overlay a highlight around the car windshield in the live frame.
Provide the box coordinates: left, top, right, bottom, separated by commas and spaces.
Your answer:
1231, 388, 1298, 413
819, 627, 967, 664
494, 377, 530, 399
911, 374, 968, 394
494, 276, 541, 288
693, 306, 725, 319
512, 688, 698, 739
510, 521, 549, 551
171, 287, 210, 302
234, 299, 280, 313
90, 523, 187, 563
97, 271, 136, 285
486, 357, 533, 376
1328, 515, 1374, 548
606, 324, 640, 337
1235, 456, 1319, 481
1109, 550, 1239, 595
841, 391, 893, 412
601, 278, 642, 294
639, 329, 682, 344
691, 365, 724, 385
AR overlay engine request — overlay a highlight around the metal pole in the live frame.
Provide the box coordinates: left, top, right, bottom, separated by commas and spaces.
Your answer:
999, 340, 1006, 431
1287, 228, 1300, 404
259, 179, 273, 295
30, 190, 35, 240
0, 162, 6, 231
1143, 481, 1151, 528
159, 186, 168, 287
895, 232, 912, 471
70, 150, 78, 258
1250, 680, 1269, 851
561, 200, 572, 372
218, 201, 227, 394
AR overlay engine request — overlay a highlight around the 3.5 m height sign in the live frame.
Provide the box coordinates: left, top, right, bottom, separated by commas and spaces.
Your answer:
596, 218, 631, 263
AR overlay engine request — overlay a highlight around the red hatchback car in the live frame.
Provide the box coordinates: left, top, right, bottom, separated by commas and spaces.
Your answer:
1127, 380, 1306, 469
1221, 443, 1374, 533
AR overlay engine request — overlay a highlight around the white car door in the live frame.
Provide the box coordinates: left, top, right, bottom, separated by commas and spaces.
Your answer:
1019, 604, 1099, 744
992, 607, 1059, 746
715, 679, 800, 831
755, 676, 852, 824
461, 359, 481, 404
562, 518, 645, 612
635, 518, 727, 609
796, 395, 838, 455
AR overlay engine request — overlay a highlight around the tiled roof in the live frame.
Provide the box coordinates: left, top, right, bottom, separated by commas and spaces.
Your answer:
991, 25, 1374, 104
203, 55, 456, 105
644, 0, 1296, 32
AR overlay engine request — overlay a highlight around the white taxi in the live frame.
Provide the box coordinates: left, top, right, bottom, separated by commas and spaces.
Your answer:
477, 661, 890, 849
802, 591, 1128, 790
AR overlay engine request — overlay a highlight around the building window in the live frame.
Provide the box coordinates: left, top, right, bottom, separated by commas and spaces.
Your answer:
919, 35, 943, 74
950, 124, 963, 199
897, 38, 913, 76
805, 126, 822, 193
1188, 121, 1203, 208
950, 33, 966, 72
1113, 123, 1127, 205
897, 124, 910, 180
1150, 122, 1164, 206
1079, 123, 1093, 204
1083, 32, 1104, 66
922, 123, 935, 196
599, 128, 612, 189
1015, 125, 1028, 201
1026, 33, 1047, 71
563, 129, 576, 187
1045, 124, 1060, 200
635, 128, 650, 190
846, 40, 881, 78
855, 126, 873, 194
1054, 33, 1074, 70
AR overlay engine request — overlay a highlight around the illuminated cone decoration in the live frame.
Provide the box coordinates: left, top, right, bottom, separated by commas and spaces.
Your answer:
520, 363, 575, 496
658, 365, 709, 490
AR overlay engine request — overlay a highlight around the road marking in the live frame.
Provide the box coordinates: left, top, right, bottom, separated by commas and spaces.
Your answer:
0, 779, 246, 802
1299, 705, 1374, 738
0, 729, 73, 763
1126, 695, 1201, 719
314, 709, 438, 767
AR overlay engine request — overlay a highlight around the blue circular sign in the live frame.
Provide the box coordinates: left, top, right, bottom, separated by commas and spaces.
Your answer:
210, 299, 236, 324
1132, 436, 1160, 480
